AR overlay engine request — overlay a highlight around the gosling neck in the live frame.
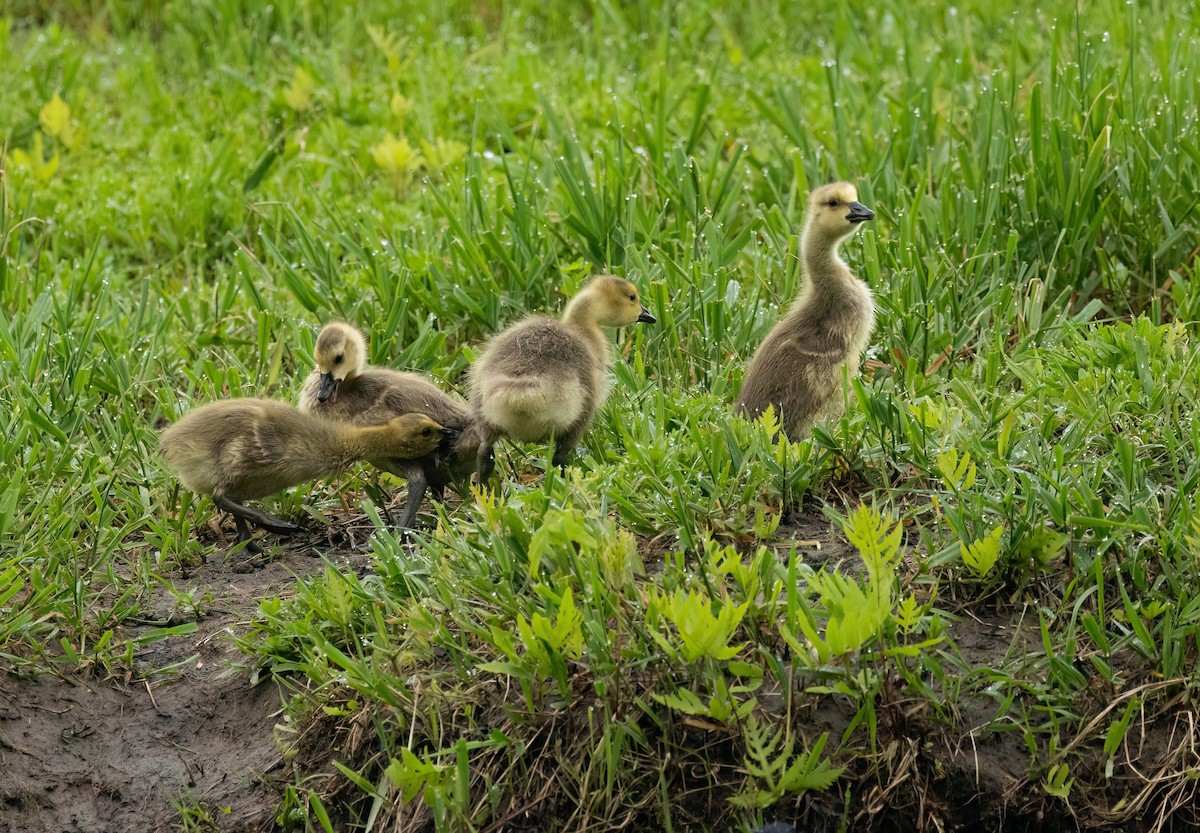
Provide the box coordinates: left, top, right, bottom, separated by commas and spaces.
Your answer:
800, 229, 854, 293
307, 427, 376, 472
562, 293, 600, 331
561, 294, 609, 357
327, 423, 389, 467
281, 422, 370, 479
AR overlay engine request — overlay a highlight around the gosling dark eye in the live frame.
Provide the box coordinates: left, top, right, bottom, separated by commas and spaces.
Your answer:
334, 354, 344, 365
628, 293, 636, 302
827, 199, 839, 207
421, 428, 432, 436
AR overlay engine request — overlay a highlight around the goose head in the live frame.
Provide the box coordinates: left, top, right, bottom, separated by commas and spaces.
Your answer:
313, 322, 368, 404
384, 412, 460, 456
806, 181, 874, 245
569, 274, 656, 328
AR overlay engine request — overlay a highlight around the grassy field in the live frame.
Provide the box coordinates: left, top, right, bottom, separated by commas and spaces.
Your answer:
2, 0, 1200, 830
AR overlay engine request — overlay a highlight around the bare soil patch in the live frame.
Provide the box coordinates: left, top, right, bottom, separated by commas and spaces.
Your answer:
0, 521, 371, 833
771, 507, 862, 569
0, 664, 280, 833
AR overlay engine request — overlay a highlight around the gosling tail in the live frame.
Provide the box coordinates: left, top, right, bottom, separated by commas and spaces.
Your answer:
481, 375, 584, 441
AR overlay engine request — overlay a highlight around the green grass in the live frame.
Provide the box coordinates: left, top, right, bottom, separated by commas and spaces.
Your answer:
3, 0, 1200, 829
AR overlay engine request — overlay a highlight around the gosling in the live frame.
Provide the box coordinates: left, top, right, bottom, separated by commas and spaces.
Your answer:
469, 274, 656, 483
160, 398, 454, 551
736, 181, 875, 439
298, 321, 481, 529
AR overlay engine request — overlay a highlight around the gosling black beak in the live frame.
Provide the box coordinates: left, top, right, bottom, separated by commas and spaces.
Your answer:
637, 306, 656, 324
316, 372, 341, 404
846, 201, 875, 224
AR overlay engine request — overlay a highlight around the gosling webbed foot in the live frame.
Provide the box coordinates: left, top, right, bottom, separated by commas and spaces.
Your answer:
214, 495, 301, 536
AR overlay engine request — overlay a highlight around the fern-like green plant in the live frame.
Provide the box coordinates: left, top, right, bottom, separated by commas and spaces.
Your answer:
803, 571, 891, 658
479, 587, 584, 698
515, 587, 584, 678
844, 502, 905, 596
381, 740, 473, 827
936, 447, 977, 492
783, 505, 902, 663
731, 716, 843, 808
527, 509, 598, 579
654, 675, 757, 724
961, 525, 1004, 576
648, 588, 748, 663
384, 746, 451, 805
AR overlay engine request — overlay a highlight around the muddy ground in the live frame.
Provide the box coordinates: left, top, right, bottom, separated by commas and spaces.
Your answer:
0, 519, 372, 833
1, 509, 1193, 832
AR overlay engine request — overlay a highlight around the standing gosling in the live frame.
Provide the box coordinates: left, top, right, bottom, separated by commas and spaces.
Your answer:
469, 275, 656, 483
736, 182, 875, 439
160, 398, 453, 551
298, 321, 480, 529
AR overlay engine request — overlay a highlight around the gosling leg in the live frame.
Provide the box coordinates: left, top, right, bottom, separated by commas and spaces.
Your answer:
233, 515, 264, 555
213, 494, 301, 536
550, 444, 573, 474
551, 427, 584, 474
475, 437, 496, 486
397, 471, 429, 530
